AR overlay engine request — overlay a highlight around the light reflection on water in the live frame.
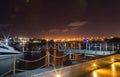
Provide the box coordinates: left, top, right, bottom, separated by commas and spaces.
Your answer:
79, 62, 120, 77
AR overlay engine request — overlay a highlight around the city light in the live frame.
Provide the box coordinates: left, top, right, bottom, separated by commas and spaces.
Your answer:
5, 39, 8, 45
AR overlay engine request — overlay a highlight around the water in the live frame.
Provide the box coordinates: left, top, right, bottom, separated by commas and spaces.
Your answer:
79, 62, 120, 77
16, 50, 67, 70
16, 51, 46, 70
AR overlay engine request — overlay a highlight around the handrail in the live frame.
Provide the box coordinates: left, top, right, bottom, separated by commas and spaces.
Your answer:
15, 63, 49, 72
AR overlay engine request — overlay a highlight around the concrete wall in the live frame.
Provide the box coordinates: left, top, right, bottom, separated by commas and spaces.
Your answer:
31, 54, 120, 77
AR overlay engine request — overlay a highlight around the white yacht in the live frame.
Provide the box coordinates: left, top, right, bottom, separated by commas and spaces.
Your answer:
0, 44, 20, 55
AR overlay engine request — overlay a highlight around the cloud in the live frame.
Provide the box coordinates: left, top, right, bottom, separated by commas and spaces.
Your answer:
70, 27, 80, 30
68, 21, 87, 27
62, 29, 69, 32
48, 28, 70, 34
48, 29, 60, 33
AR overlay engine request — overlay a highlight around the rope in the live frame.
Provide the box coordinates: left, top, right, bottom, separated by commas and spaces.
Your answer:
17, 55, 47, 63
49, 53, 68, 58
0, 69, 12, 77
16, 63, 49, 72
16, 69, 26, 72
39, 63, 49, 68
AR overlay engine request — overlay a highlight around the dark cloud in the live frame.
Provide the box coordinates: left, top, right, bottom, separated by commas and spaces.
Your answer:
68, 21, 87, 27
0, 0, 120, 38
0, 24, 13, 27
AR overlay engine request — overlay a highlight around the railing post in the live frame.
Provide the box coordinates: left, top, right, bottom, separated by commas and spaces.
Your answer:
112, 44, 114, 53
13, 55, 16, 75
78, 43, 81, 49
64, 43, 67, 49
71, 43, 73, 49
84, 49, 86, 58
100, 43, 102, 51
95, 43, 97, 56
69, 50, 72, 60
85, 43, 87, 50
48, 52, 50, 66
53, 45, 56, 65
88, 44, 91, 51
117, 44, 119, 50
105, 43, 108, 51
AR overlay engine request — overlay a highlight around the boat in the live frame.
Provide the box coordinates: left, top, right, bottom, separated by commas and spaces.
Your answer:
0, 44, 23, 76
0, 44, 21, 54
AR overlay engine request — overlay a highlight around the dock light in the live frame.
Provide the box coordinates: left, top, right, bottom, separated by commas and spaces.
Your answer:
52, 63, 62, 77
56, 74, 62, 77
93, 63, 96, 67
111, 58, 114, 62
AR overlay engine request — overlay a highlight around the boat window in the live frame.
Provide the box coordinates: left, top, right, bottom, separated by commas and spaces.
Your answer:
0, 46, 9, 50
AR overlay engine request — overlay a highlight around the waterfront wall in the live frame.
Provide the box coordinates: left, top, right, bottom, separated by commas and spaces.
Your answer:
31, 54, 120, 77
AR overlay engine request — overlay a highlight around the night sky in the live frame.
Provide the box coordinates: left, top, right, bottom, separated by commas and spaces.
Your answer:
0, 0, 120, 39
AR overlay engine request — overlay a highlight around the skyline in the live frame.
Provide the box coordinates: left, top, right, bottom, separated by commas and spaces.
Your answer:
0, 0, 120, 38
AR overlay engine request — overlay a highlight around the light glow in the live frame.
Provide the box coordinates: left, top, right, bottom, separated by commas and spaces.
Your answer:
112, 58, 114, 62
93, 63, 97, 67
93, 71, 97, 77
56, 74, 61, 77
52, 64, 62, 77
5, 39, 9, 45
111, 63, 116, 77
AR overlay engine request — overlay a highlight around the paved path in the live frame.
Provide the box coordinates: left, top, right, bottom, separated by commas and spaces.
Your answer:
6, 66, 61, 77
79, 62, 120, 77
